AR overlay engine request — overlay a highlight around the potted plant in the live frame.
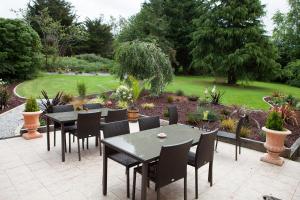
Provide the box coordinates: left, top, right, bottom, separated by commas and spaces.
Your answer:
22, 97, 43, 140
261, 111, 291, 166
127, 76, 144, 122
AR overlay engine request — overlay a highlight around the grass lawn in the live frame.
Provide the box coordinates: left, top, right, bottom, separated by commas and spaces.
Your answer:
16, 74, 300, 110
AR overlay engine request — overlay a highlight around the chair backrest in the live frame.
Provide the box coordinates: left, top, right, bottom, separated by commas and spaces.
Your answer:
83, 103, 103, 110
105, 109, 128, 123
52, 104, 74, 113
102, 120, 130, 138
77, 112, 101, 138
168, 105, 178, 125
195, 129, 218, 168
138, 116, 160, 131
236, 115, 248, 140
157, 140, 193, 188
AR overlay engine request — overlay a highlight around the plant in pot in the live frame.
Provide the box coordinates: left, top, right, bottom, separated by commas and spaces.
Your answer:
127, 76, 144, 122
22, 97, 43, 140
261, 111, 291, 166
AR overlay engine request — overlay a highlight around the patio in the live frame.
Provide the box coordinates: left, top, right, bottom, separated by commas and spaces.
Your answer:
0, 122, 299, 200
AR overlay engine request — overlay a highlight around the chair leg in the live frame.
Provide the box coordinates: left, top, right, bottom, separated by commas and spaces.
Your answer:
99, 134, 102, 156
77, 138, 81, 161
82, 138, 84, 150
95, 136, 98, 147
86, 138, 89, 149
54, 129, 56, 147
65, 134, 67, 153
239, 141, 241, 154
215, 136, 218, 151
235, 141, 238, 161
184, 175, 187, 200
209, 162, 213, 187
195, 168, 198, 199
73, 135, 75, 142
126, 167, 130, 198
132, 169, 136, 200
157, 187, 160, 200
69, 133, 71, 153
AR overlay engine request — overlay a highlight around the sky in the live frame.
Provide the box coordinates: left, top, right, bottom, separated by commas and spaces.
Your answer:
0, 0, 290, 35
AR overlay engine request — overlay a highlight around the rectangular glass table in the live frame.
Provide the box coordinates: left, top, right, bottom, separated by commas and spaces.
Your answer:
101, 124, 204, 200
45, 108, 112, 162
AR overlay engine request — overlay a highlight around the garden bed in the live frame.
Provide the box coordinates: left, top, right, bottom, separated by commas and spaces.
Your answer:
0, 83, 25, 115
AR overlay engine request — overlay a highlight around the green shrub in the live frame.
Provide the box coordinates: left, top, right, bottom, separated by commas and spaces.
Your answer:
61, 93, 74, 104
88, 97, 105, 105
296, 102, 300, 111
187, 106, 219, 123
0, 83, 10, 110
176, 90, 184, 96
240, 127, 251, 138
0, 18, 42, 81
220, 109, 231, 116
188, 95, 199, 101
284, 94, 297, 107
167, 96, 174, 103
164, 109, 169, 118
209, 86, 224, 105
221, 118, 236, 132
117, 101, 128, 109
141, 103, 155, 110
25, 97, 39, 112
266, 111, 284, 131
77, 82, 86, 98
284, 60, 300, 88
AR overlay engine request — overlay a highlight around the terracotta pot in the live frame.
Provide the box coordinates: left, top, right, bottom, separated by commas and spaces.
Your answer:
128, 109, 139, 122
22, 111, 43, 140
260, 127, 291, 166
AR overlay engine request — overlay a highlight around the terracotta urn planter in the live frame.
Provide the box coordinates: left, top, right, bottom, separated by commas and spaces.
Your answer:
260, 127, 291, 166
128, 109, 139, 122
22, 111, 43, 140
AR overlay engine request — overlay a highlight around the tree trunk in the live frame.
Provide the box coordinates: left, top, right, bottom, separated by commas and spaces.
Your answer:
227, 68, 237, 85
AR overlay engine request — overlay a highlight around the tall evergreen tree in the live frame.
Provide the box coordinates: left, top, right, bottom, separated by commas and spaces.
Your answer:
191, 0, 280, 84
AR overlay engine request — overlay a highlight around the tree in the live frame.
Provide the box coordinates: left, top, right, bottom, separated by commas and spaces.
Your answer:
78, 17, 114, 58
0, 18, 42, 80
273, 0, 300, 66
191, 0, 280, 84
115, 41, 173, 96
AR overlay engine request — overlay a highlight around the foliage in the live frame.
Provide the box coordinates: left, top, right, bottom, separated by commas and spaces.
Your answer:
191, 0, 280, 84
114, 85, 132, 103
87, 97, 105, 105
220, 109, 231, 117
75, 17, 113, 58
0, 81, 10, 110
141, 103, 155, 110
46, 55, 116, 73
163, 109, 169, 118
77, 82, 86, 98
209, 86, 224, 105
240, 127, 251, 138
271, 105, 298, 126
25, 97, 39, 112
40, 90, 63, 113
117, 101, 128, 109
266, 111, 284, 131
272, 0, 300, 66
187, 106, 219, 124
283, 60, 300, 87
296, 102, 300, 111
188, 95, 199, 102
61, 93, 73, 104
0, 18, 42, 81
167, 96, 174, 103
175, 90, 184, 96
221, 118, 236, 132
115, 41, 173, 96
126, 76, 144, 109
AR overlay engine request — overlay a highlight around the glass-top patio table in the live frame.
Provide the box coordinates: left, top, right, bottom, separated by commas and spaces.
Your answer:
101, 124, 204, 200
45, 108, 112, 162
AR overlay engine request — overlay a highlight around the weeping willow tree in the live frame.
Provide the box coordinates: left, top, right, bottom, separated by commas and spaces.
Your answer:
115, 41, 173, 96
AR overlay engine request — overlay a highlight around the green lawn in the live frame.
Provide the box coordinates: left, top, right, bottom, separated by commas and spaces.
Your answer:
16, 74, 300, 110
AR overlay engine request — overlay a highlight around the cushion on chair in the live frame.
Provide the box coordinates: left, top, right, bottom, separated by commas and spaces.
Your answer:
109, 153, 140, 167
187, 151, 196, 167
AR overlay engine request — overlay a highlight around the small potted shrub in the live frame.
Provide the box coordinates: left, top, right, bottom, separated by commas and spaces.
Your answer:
127, 76, 144, 122
22, 97, 42, 140
261, 111, 291, 166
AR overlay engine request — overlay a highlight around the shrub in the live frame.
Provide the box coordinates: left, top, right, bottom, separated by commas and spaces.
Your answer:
221, 118, 236, 132
220, 109, 231, 117
88, 97, 105, 105
114, 85, 132, 103
188, 95, 199, 101
296, 102, 300, 111
176, 90, 184, 96
100, 92, 109, 101
141, 103, 155, 110
209, 86, 224, 105
115, 41, 173, 96
0, 82, 10, 110
266, 111, 284, 131
117, 101, 128, 109
271, 91, 283, 98
284, 94, 297, 107
167, 96, 174, 103
240, 127, 251, 138
0, 18, 42, 81
272, 105, 298, 126
77, 82, 86, 98
25, 97, 39, 112
187, 106, 219, 124
284, 60, 300, 87
164, 109, 169, 118
40, 90, 63, 113
61, 93, 74, 104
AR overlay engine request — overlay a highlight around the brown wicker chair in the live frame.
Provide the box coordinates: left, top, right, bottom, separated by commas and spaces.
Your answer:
168, 105, 178, 125
138, 116, 160, 131
102, 120, 140, 198
188, 129, 218, 199
132, 140, 193, 200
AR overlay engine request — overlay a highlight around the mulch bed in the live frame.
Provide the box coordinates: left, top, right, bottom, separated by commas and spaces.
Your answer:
0, 83, 25, 115
108, 92, 299, 148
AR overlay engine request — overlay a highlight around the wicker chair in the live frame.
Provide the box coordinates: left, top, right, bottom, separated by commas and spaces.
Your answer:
102, 120, 139, 198
215, 115, 248, 161
69, 112, 101, 161
105, 109, 128, 123
168, 105, 178, 125
188, 129, 218, 199
83, 103, 103, 110
138, 116, 160, 131
132, 140, 193, 200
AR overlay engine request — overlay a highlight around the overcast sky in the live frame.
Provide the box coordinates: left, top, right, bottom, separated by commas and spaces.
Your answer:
0, 0, 290, 34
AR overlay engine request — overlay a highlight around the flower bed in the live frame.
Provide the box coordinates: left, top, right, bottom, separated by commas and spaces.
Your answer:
0, 83, 25, 115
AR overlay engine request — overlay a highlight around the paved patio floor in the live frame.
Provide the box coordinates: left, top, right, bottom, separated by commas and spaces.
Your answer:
0, 123, 299, 200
